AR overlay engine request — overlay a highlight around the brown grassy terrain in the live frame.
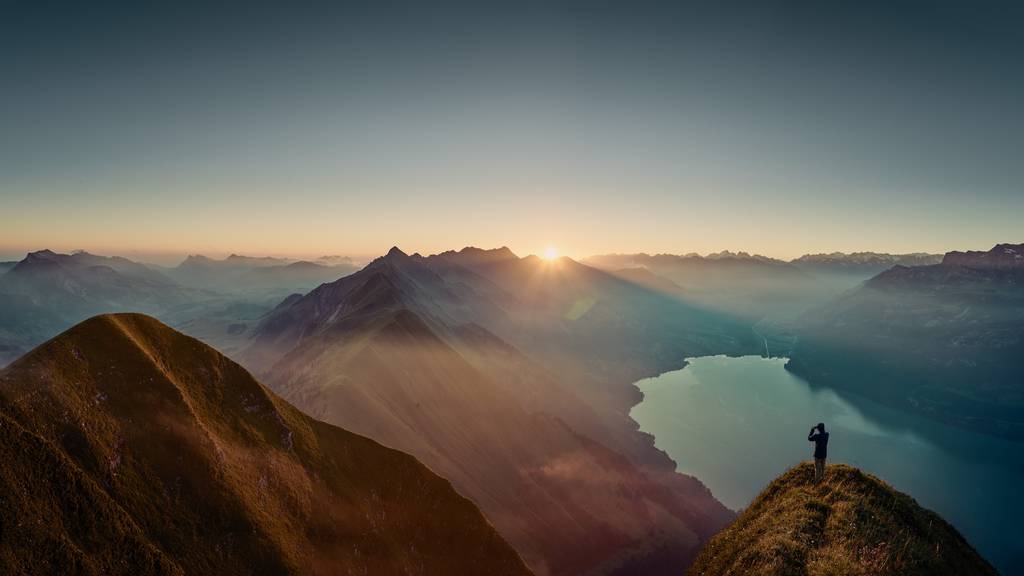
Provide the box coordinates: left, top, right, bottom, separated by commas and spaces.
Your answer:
0, 313, 530, 576
688, 463, 998, 576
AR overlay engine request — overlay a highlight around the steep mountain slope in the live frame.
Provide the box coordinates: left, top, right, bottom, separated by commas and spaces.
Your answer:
251, 246, 756, 461
245, 248, 742, 576
0, 408, 179, 575
0, 314, 530, 576
787, 243, 1024, 439
426, 248, 757, 421
688, 463, 997, 576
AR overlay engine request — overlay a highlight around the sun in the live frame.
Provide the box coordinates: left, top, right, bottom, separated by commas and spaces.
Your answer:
542, 246, 558, 261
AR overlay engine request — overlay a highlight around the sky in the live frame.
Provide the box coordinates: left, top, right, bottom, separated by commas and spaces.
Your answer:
2, 0, 1022, 263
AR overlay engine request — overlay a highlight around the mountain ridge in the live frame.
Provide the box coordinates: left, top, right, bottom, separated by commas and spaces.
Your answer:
688, 463, 997, 576
786, 242, 1024, 439
0, 313, 531, 576
942, 242, 1024, 269
244, 247, 744, 576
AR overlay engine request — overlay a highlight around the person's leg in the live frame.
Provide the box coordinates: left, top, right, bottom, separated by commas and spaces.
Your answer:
814, 458, 824, 482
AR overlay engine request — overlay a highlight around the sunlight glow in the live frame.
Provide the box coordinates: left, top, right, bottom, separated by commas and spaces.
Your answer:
542, 246, 558, 260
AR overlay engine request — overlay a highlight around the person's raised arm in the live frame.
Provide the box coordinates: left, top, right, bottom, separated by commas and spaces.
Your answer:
808, 427, 817, 441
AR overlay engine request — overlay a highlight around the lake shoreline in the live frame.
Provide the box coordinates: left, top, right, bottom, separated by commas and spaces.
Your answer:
630, 354, 1023, 574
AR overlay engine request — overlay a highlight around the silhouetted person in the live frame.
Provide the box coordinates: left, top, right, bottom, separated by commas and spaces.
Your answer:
808, 423, 829, 482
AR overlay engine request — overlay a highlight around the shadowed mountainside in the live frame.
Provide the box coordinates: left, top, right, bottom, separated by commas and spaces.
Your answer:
787, 243, 1024, 440
0, 313, 530, 576
604, 267, 687, 296
424, 248, 759, 428
688, 463, 997, 576
244, 247, 749, 576
583, 251, 819, 320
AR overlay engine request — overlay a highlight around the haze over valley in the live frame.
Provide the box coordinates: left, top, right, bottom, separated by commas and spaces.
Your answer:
3, 0, 1023, 574
1, 241, 1021, 573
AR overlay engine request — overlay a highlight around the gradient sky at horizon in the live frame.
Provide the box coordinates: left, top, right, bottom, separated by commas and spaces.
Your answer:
2, 0, 1022, 263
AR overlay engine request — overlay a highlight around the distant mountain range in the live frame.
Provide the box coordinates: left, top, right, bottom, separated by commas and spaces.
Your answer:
164, 253, 358, 297
0, 243, 1012, 574
791, 251, 943, 276
0, 250, 210, 365
585, 250, 796, 276
689, 463, 997, 576
0, 314, 529, 575
2, 249, 194, 313
0, 250, 360, 366
242, 246, 753, 576
588, 250, 944, 282
787, 243, 1024, 439
943, 243, 1024, 268
585, 251, 950, 321
584, 251, 819, 319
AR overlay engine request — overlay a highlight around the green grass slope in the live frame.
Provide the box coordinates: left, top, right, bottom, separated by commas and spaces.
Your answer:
0, 313, 530, 576
688, 463, 997, 576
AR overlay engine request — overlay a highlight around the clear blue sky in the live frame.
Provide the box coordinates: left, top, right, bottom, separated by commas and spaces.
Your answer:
2, 0, 1021, 262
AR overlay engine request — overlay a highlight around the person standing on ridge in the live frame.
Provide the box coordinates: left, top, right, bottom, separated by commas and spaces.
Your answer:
808, 423, 829, 482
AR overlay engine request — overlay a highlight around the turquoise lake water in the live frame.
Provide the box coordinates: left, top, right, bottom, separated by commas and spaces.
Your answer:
631, 355, 1023, 574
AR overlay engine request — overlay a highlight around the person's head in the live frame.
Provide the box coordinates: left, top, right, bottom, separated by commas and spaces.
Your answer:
816, 422, 825, 433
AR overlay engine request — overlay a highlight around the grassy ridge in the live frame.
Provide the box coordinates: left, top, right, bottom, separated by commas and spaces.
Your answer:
689, 463, 997, 576
0, 313, 531, 576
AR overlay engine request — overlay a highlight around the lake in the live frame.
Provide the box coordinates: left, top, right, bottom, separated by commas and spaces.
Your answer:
631, 355, 1024, 575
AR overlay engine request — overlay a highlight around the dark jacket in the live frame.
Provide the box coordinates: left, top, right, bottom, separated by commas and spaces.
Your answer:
808, 430, 829, 459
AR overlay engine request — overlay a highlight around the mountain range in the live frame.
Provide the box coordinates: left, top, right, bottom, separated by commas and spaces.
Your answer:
583, 251, 822, 320
0, 250, 361, 366
0, 250, 196, 315
0, 250, 210, 366
164, 254, 358, 298
786, 243, 1024, 439
0, 313, 529, 575
791, 251, 944, 277
584, 251, 949, 322
0, 243, 1014, 573
242, 246, 755, 575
